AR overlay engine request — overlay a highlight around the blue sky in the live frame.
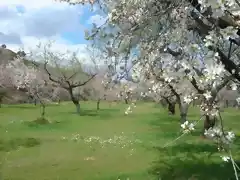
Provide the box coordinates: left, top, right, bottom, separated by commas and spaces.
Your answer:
61, 6, 96, 45
0, 0, 106, 61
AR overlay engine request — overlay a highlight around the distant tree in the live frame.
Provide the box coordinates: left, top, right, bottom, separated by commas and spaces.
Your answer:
52, 86, 69, 104
6, 57, 49, 119
0, 64, 14, 107
17, 51, 26, 57
86, 46, 123, 110
0, 88, 7, 108
30, 43, 96, 114
1, 44, 6, 49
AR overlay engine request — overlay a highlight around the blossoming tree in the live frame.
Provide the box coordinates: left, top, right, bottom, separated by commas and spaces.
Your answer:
58, 0, 240, 178
0, 64, 14, 107
6, 57, 49, 119
29, 44, 97, 114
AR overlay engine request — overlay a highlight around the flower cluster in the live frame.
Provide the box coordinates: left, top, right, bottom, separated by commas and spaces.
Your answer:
181, 121, 195, 133
61, 133, 142, 156
204, 127, 235, 149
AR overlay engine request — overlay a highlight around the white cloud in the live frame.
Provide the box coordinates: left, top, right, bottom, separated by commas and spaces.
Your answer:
0, 32, 22, 44
0, 0, 88, 60
0, 2, 84, 37
5, 36, 91, 65
0, 0, 66, 10
87, 14, 106, 26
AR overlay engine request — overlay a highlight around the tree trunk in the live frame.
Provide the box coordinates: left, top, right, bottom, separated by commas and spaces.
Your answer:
168, 102, 175, 115
162, 97, 175, 114
0, 97, 3, 108
97, 98, 101, 110
160, 99, 167, 108
202, 93, 218, 134
203, 115, 216, 135
193, 100, 196, 107
41, 103, 46, 118
170, 90, 188, 123
75, 102, 80, 114
179, 103, 189, 123
225, 100, 228, 108
68, 87, 81, 114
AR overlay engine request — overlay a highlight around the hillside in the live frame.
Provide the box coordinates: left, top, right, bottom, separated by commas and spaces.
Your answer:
0, 47, 42, 104
0, 46, 94, 104
0, 47, 18, 64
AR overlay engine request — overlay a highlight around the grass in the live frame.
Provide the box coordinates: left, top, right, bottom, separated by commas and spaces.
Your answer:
0, 101, 240, 180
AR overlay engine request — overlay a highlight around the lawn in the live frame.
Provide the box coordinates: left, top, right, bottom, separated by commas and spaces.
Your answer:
0, 101, 240, 180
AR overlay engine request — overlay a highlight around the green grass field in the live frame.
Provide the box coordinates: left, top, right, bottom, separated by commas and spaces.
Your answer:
0, 101, 240, 180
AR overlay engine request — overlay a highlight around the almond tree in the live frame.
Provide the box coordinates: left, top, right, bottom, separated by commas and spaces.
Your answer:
88, 0, 237, 121
86, 44, 130, 109
6, 57, 49, 119
51, 86, 69, 104
90, 74, 108, 110
60, 0, 240, 173
30, 44, 96, 114
0, 64, 14, 107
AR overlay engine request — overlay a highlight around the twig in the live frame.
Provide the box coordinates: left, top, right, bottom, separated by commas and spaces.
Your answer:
163, 132, 186, 148
229, 150, 239, 180
163, 116, 204, 148
235, 162, 240, 171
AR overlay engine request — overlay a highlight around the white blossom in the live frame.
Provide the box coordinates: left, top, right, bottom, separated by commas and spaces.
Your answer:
221, 156, 230, 162
181, 121, 195, 133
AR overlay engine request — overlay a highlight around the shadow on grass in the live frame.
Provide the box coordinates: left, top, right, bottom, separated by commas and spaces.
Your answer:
148, 113, 179, 126
97, 108, 120, 113
65, 108, 120, 118
24, 117, 60, 128
153, 143, 217, 156
66, 109, 98, 116
5, 105, 37, 109
4, 103, 61, 110
0, 137, 41, 152
146, 108, 240, 179
231, 136, 240, 147
149, 158, 238, 180
149, 143, 239, 180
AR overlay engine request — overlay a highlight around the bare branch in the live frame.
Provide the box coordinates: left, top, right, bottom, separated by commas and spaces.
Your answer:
71, 74, 97, 88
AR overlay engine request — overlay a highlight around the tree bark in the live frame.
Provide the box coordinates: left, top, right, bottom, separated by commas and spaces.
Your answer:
68, 87, 81, 114
179, 102, 189, 123
168, 102, 176, 115
97, 98, 101, 110
162, 96, 175, 115
41, 103, 46, 118
225, 100, 228, 108
203, 115, 216, 135
159, 99, 167, 108
167, 84, 188, 122
75, 102, 80, 114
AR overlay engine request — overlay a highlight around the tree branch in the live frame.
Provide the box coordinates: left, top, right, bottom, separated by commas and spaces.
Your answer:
43, 62, 68, 88
190, 76, 205, 94
71, 74, 97, 88
216, 48, 240, 81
